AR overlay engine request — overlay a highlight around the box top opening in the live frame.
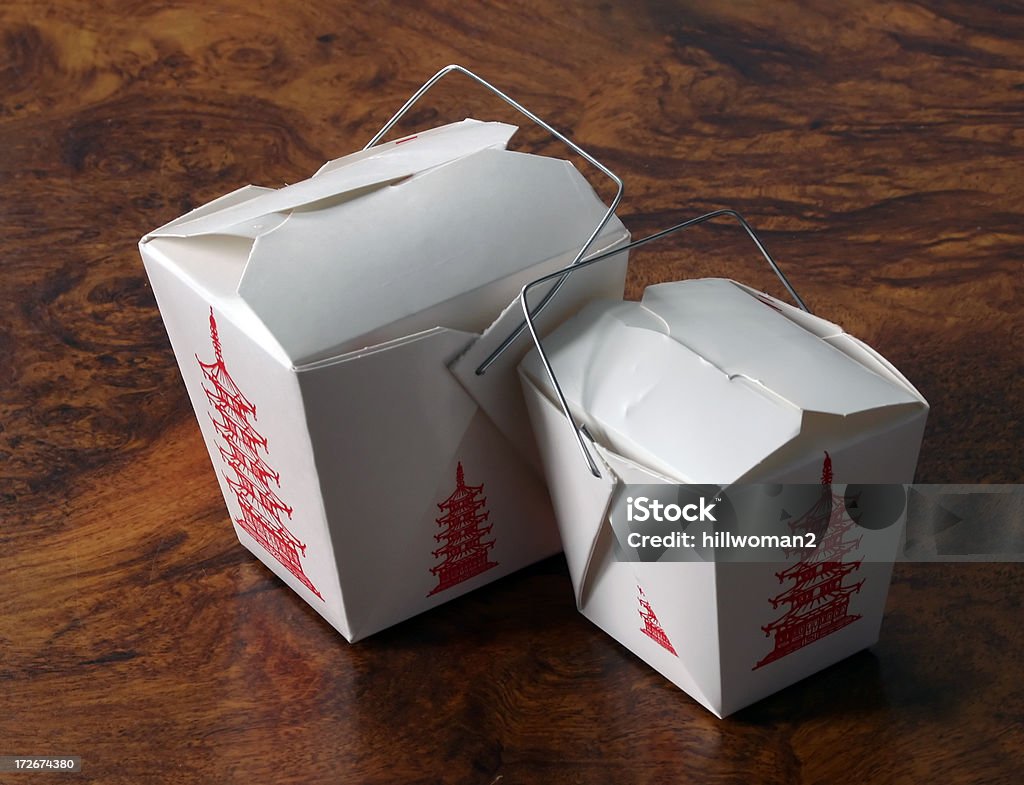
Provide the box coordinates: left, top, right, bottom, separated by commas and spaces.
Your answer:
142, 119, 622, 364
520, 278, 927, 483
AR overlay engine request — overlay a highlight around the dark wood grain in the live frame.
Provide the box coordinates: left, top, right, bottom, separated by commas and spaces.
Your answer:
1, 1, 1022, 783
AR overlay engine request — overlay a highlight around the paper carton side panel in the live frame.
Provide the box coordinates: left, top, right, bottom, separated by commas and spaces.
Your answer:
594, 452, 726, 714
298, 328, 560, 642
580, 529, 725, 716
519, 372, 617, 599
715, 562, 893, 717
519, 372, 725, 714
714, 414, 926, 716
140, 251, 349, 638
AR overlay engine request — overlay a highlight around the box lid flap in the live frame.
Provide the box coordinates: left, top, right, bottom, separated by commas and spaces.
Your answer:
520, 278, 924, 483
144, 120, 517, 241
638, 279, 922, 415
238, 145, 619, 363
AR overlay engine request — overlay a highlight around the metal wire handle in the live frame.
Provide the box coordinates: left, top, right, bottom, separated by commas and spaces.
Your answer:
364, 64, 624, 376
520, 208, 811, 478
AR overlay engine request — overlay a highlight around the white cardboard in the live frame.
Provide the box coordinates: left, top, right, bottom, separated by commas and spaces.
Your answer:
141, 119, 630, 641
520, 278, 928, 716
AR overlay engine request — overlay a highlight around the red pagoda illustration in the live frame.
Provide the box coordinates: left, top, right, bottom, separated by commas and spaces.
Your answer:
638, 584, 677, 656
428, 462, 498, 596
197, 308, 322, 600
754, 453, 864, 669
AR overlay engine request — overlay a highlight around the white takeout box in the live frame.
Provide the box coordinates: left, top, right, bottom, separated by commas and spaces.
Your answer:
519, 278, 928, 716
140, 119, 630, 641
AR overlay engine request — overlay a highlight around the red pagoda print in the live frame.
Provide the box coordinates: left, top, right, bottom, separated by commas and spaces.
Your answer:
754, 452, 863, 669
638, 584, 677, 656
197, 308, 322, 600
428, 462, 498, 597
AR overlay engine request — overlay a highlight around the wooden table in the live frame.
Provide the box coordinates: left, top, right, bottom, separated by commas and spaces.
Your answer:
2, 2, 1022, 782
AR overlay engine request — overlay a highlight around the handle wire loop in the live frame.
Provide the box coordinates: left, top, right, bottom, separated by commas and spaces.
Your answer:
367, 68, 808, 479
520, 209, 810, 478
365, 64, 624, 376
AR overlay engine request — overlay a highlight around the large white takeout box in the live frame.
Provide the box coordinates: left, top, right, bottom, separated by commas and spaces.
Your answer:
519, 278, 928, 716
140, 119, 630, 641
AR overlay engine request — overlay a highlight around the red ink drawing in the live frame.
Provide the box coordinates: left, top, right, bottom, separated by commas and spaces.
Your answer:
755, 293, 785, 313
638, 584, 678, 656
428, 462, 498, 596
754, 452, 864, 669
197, 308, 323, 600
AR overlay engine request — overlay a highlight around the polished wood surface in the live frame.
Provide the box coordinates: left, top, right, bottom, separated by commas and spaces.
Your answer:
2, 1, 1022, 783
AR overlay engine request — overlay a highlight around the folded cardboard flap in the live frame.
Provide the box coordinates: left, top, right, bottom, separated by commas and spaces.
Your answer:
147, 184, 277, 236
242, 148, 622, 364
144, 120, 517, 240
639, 280, 922, 414
310, 120, 515, 177
522, 305, 802, 482
139, 120, 518, 318
142, 118, 623, 365
520, 278, 928, 484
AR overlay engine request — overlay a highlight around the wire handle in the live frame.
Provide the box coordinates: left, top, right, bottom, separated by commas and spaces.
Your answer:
520, 209, 811, 478
364, 64, 624, 376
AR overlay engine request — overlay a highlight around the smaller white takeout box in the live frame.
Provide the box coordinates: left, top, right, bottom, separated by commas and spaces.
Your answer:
140, 114, 630, 642
519, 273, 928, 716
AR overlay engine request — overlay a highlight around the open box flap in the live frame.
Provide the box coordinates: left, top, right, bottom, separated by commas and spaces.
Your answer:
639, 279, 922, 416
239, 146, 621, 364
143, 185, 276, 238
309, 119, 512, 177
144, 120, 517, 241
727, 282, 928, 404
